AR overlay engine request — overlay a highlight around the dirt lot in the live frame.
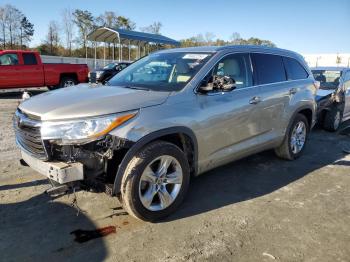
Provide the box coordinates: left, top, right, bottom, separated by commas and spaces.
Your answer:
1, 92, 350, 262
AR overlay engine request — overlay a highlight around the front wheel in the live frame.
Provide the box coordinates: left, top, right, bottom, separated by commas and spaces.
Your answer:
275, 113, 309, 160
120, 141, 190, 222
323, 106, 342, 132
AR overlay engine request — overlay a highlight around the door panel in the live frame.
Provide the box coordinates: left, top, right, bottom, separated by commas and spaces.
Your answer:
19, 65, 44, 87
19, 53, 44, 87
0, 66, 21, 88
196, 87, 263, 170
0, 53, 20, 88
256, 82, 293, 138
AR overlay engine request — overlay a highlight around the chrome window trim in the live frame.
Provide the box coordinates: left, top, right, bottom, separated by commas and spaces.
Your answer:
193, 51, 311, 96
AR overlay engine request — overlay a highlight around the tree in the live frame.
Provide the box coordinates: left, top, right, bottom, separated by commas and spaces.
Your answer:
96, 11, 118, 27
116, 16, 135, 30
230, 32, 242, 45
20, 16, 34, 48
95, 12, 136, 30
140, 21, 162, 34
242, 37, 276, 47
0, 4, 34, 49
204, 32, 216, 45
180, 32, 276, 48
62, 8, 74, 55
4, 5, 22, 48
73, 9, 94, 50
0, 7, 7, 48
46, 21, 60, 55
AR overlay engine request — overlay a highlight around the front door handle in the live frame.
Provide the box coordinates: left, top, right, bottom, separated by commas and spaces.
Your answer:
289, 88, 297, 95
249, 96, 261, 104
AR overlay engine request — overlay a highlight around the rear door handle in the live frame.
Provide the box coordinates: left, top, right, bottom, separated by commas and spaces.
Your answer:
249, 96, 261, 104
289, 88, 297, 95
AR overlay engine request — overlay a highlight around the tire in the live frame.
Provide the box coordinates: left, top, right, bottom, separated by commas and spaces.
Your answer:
120, 141, 190, 222
275, 113, 309, 160
323, 105, 342, 132
58, 76, 77, 88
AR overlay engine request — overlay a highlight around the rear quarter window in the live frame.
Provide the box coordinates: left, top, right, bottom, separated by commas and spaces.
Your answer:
283, 57, 308, 80
251, 53, 286, 85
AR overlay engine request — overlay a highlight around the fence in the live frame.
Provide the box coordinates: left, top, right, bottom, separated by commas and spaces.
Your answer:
41, 53, 350, 70
41, 55, 131, 70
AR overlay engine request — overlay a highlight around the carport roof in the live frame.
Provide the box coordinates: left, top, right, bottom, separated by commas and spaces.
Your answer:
87, 27, 180, 46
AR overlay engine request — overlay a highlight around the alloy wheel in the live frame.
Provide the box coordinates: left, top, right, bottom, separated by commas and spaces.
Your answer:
139, 155, 183, 211
63, 80, 75, 87
290, 121, 306, 154
334, 111, 341, 130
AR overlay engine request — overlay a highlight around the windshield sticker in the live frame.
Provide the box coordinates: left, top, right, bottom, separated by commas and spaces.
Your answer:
183, 54, 209, 60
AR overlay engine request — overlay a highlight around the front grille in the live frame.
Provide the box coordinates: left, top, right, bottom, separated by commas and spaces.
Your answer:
89, 72, 97, 83
14, 110, 48, 160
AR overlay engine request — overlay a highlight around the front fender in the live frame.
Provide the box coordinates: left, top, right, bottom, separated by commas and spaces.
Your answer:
112, 126, 198, 195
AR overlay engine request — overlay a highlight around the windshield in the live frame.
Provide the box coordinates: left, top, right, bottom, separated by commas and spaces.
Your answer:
108, 52, 213, 91
103, 63, 116, 70
312, 70, 342, 89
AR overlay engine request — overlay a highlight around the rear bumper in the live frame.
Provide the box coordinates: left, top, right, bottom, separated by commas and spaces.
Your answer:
21, 150, 84, 184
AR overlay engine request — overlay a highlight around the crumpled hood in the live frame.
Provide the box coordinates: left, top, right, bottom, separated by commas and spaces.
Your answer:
19, 84, 170, 121
316, 89, 334, 102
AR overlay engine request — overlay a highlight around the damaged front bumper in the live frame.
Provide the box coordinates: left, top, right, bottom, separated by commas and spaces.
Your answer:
21, 149, 84, 184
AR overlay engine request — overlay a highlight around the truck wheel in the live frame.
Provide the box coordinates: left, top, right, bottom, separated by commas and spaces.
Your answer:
275, 114, 309, 160
323, 106, 342, 132
120, 141, 190, 222
59, 76, 77, 88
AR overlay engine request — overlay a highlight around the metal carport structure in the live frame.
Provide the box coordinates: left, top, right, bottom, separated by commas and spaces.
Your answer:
87, 27, 180, 68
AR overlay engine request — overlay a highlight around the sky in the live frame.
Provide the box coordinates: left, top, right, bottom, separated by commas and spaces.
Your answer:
1, 0, 349, 54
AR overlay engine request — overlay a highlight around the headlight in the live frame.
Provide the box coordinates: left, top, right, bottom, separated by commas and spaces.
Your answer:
41, 112, 137, 144
96, 71, 103, 78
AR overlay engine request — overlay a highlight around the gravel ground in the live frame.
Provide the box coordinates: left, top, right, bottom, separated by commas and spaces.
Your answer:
1, 92, 350, 262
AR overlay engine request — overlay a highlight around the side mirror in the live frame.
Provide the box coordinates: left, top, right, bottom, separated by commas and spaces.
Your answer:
198, 75, 236, 93
198, 79, 214, 93
213, 75, 236, 91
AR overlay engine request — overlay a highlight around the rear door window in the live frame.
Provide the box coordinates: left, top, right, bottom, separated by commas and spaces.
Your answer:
283, 57, 308, 80
251, 53, 286, 85
23, 53, 37, 65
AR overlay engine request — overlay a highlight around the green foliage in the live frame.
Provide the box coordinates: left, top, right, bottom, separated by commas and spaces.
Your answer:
73, 9, 94, 49
20, 16, 34, 44
0, 4, 34, 49
180, 32, 276, 48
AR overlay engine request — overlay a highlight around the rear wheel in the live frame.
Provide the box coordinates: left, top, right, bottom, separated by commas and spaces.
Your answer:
60, 76, 77, 88
323, 105, 342, 132
120, 141, 190, 222
275, 114, 309, 160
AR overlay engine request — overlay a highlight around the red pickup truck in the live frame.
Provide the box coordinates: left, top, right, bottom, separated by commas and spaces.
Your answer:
0, 50, 89, 90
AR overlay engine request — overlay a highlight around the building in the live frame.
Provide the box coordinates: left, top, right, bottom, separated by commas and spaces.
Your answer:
303, 53, 350, 68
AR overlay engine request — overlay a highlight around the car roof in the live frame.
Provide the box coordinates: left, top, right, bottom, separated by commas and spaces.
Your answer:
311, 67, 349, 72
0, 50, 37, 54
155, 45, 304, 61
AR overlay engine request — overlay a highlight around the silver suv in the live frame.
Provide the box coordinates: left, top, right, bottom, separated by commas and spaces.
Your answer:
14, 46, 317, 221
